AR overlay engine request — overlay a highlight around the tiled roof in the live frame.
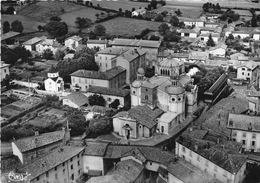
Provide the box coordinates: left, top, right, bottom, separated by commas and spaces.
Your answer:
189, 51, 209, 60
13, 131, 65, 153
209, 42, 227, 51
1, 155, 23, 174
40, 39, 62, 47
2, 31, 20, 41
64, 92, 89, 107
87, 86, 130, 97
237, 60, 258, 70
205, 74, 228, 95
178, 29, 196, 34
188, 129, 208, 139
97, 47, 128, 55
111, 38, 161, 48
179, 17, 204, 23
21, 146, 84, 179
106, 159, 144, 182
86, 175, 129, 183
113, 105, 164, 128
48, 65, 59, 73
177, 137, 247, 174
87, 39, 107, 44
168, 158, 222, 183
70, 66, 126, 80
91, 105, 117, 114
227, 113, 260, 132
66, 35, 82, 42
116, 48, 147, 62
23, 37, 42, 45
104, 145, 175, 166
84, 141, 109, 156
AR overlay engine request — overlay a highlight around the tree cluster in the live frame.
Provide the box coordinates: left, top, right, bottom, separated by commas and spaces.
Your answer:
1, 45, 30, 65
220, 9, 240, 22
75, 17, 92, 29
67, 108, 89, 136
109, 99, 120, 109
94, 24, 106, 36
206, 34, 215, 47
2, 6, 15, 14
169, 16, 185, 28
158, 23, 181, 42
202, 2, 222, 13
88, 117, 113, 136
88, 94, 106, 106
44, 21, 68, 38
3, 20, 24, 34
57, 47, 99, 82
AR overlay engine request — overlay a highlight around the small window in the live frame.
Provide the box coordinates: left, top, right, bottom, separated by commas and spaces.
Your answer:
71, 174, 74, 181
4, 69, 6, 73
242, 72, 244, 75
172, 98, 175, 102
243, 132, 246, 137
252, 133, 256, 139
77, 154, 80, 158
78, 160, 80, 166
54, 167, 57, 171
145, 95, 148, 100
178, 97, 182, 101
78, 169, 81, 175
108, 97, 111, 102
70, 158, 73, 162
214, 165, 218, 172
37, 177, 39, 181
242, 140, 246, 145
63, 162, 65, 166
106, 63, 108, 67
133, 91, 136, 94
150, 162, 152, 165
252, 141, 256, 146
145, 89, 148, 92
63, 169, 65, 175
197, 155, 200, 162
182, 146, 186, 153
46, 171, 49, 177
242, 68, 245, 71
71, 165, 73, 170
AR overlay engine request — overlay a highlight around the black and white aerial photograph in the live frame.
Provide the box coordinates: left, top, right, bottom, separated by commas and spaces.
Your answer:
1, 0, 260, 182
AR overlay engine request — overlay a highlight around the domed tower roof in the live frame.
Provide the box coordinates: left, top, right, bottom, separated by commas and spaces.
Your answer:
137, 67, 145, 75
132, 80, 142, 88
48, 65, 59, 74
160, 56, 179, 68
166, 74, 184, 95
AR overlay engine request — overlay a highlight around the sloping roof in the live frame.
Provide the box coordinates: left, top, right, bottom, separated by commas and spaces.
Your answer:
106, 159, 144, 182
48, 65, 59, 73
64, 92, 88, 107
70, 66, 126, 80
168, 159, 222, 183
189, 51, 209, 60
204, 74, 228, 95
22, 37, 42, 45
87, 39, 107, 44
179, 29, 196, 34
84, 141, 109, 156
97, 47, 129, 55
111, 38, 161, 48
113, 105, 164, 128
116, 48, 147, 62
237, 60, 258, 70
227, 114, 260, 132
104, 145, 175, 166
87, 86, 130, 97
86, 175, 129, 183
209, 42, 227, 51
66, 35, 82, 42
13, 131, 65, 153
1, 31, 20, 41
21, 146, 84, 179
195, 96, 249, 137
179, 17, 204, 23
177, 137, 247, 174
40, 39, 61, 47
91, 105, 117, 114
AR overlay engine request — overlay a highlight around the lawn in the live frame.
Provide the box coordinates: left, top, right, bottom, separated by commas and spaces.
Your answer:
17, 1, 85, 22
1, 14, 45, 33
87, 17, 162, 36
1, 96, 18, 108
60, 8, 107, 28
156, 6, 203, 19
89, 0, 152, 12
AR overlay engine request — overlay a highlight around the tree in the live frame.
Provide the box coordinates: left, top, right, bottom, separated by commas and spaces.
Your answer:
54, 49, 65, 61
37, 25, 43, 31
67, 109, 89, 136
44, 21, 68, 38
42, 49, 53, 59
158, 23, 170, 35
75, 17, 92, 30
11, 20, 24, 33
132, 8, 136, 12
109, 99, 120, 109
88, 94, 106, 106
119, 8, 122, 12
164, 31, 181, 42
175, 9, 182, 17
6, 6, 15, 14
169, 16, 179, 27
155, 14, 163, 22
95, 13, 99, 19
88, 117, 112, 135
227, 33, 234, 40
3, 21, 10, 34
94, 24, 106, 36
151, 0, 158, 9
227, 19, 233, 24
215, 3, 221, 10
50, 16, 62, 22
178, 21, 185, 28
147, 4, 151, 10
206, 34, 215, 47
251, 16, 258, 27
149, 35, 160, 40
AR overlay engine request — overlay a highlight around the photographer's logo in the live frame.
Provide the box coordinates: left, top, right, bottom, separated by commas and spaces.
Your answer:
7, 171, 31, 182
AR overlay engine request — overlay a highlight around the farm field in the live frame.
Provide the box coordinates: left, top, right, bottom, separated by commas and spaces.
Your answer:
1, 96, 18, 108
60, 8, 107, 27
157, 6, 203, 19
17, 1, 85, 22
89, 0, 151, 12
2, 15, 45, 33
87, 17, 162, 36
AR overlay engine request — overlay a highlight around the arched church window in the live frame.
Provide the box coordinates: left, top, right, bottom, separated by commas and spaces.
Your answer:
167, 70, 170, 76
171, 98, 175, 102
161, 69, 163, 75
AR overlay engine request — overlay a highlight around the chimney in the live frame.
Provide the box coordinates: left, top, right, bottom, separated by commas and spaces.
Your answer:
194, 145, 198, 152
35, 131, 39, 136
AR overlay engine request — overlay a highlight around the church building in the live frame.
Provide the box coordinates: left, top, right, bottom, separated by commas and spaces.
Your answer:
44, 66, 64, 93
